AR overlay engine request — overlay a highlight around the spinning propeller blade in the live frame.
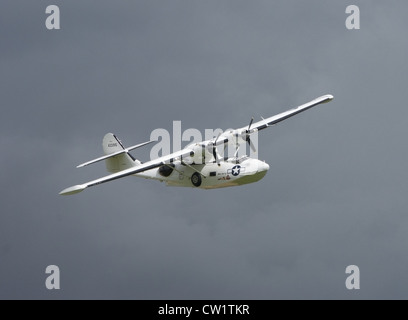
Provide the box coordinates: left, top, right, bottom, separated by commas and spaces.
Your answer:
245, 117, 256, 152
248, 117, 254, 131
212, 132, 221, 164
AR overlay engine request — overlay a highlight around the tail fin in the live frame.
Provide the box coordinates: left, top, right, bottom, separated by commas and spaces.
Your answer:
102, 133, 141, 173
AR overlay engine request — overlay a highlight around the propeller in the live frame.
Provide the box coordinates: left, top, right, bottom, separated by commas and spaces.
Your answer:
212, 133, 221, 164
244, 117, 256, 152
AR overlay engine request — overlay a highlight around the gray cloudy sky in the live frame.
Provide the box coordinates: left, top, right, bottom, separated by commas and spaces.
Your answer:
1, 0, 408, 299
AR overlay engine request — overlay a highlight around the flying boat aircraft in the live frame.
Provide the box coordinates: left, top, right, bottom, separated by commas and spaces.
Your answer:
60, 94, 333, 195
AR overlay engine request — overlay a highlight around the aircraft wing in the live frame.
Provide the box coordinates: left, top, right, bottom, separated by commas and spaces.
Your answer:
240, 94, 333, 132
59, 148, 193, 195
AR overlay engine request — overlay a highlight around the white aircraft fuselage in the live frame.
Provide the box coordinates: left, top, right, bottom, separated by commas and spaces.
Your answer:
135, 157, 270, 189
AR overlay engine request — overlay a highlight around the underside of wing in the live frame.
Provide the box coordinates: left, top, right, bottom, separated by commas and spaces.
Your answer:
59, 149, 193, 195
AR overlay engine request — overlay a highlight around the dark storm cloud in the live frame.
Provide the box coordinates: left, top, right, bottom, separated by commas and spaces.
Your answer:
1, 0, 408, 299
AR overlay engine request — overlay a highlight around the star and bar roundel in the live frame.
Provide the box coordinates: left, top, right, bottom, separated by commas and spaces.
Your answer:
230, 165, 241, 176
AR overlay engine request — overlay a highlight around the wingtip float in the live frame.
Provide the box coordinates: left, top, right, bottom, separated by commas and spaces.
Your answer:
59, 184, 87, 196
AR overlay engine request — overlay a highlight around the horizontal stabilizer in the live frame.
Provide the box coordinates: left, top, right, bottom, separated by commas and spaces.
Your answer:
76, 140, 154, 168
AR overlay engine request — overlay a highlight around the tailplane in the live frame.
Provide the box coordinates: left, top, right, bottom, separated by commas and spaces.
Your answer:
76, 133, 153, 173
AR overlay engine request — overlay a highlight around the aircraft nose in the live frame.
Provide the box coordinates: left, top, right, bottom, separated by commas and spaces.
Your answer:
258, 161, 270, 172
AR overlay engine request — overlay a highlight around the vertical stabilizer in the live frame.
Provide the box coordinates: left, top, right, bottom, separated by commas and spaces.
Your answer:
102, 133, 140, 173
